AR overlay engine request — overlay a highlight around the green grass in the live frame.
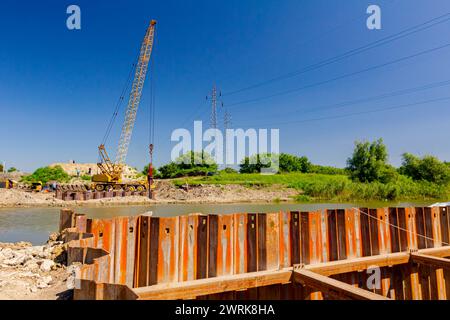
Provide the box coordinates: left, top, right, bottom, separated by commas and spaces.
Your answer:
172, 172, 450, 202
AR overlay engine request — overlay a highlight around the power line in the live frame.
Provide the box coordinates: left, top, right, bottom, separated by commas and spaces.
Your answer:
223, 12, 450, 97
245, 78, 450, 122
227, 41, 450, 108
174, 9, 378, 130
234, 96, 450, 127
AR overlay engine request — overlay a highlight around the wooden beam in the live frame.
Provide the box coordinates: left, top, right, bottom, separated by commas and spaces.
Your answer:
133, 269, 292, 300
304, 252, 409, 276
411, 253, 450, 269
304, 247, 450, 276
415, 246, 450, 258
293, 269, 390, 300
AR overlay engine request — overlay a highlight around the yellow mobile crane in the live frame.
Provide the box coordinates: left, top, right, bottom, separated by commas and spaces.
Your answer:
92, 20, 156, 192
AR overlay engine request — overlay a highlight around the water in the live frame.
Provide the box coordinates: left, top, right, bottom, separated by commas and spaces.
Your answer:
0, 201, 433, 244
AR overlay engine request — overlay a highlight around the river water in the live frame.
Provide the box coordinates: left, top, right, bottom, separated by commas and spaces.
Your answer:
0, 201, 433, 244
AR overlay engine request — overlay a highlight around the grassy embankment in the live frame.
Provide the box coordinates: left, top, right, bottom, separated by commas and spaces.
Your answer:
172, 172, 450, 202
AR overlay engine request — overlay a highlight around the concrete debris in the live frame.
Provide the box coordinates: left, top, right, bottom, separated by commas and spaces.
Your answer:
0, 234, 69, 300
39, 260, 55, 272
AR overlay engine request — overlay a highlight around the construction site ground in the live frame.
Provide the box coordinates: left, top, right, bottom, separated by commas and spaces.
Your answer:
0, 181, 298, 208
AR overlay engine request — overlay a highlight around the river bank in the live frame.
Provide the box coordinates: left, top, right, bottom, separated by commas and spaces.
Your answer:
0, 182, 298, 209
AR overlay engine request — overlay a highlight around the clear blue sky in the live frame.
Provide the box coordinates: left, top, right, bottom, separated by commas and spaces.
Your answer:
1, 0, 450, 172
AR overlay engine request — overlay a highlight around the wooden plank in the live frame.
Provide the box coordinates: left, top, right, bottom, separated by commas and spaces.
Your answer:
133, 269, 292, 300
305, 247, 450, 277
411, 253, 450, 270
293, 269, 390, 300
305, 252, 410, 277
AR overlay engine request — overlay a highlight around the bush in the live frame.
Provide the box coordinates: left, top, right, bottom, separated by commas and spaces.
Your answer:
399, 153, 450, 185
7, 167, 17, 173
80, 175, 92, 181
308, 165, 347, 175
346, 138, 395, 183
157, 151, 218, 179
220, 167, 239, 174
21, 166, 70, 184
240, 153, 311, 174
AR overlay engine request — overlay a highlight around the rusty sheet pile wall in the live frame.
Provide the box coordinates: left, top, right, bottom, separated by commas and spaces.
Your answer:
61, 206, 450, 300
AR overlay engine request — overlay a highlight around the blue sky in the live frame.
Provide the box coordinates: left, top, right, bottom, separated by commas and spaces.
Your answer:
1, 0, 450, 172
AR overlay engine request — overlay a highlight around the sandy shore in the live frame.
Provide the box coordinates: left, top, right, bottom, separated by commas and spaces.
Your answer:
0, 182, 298, 208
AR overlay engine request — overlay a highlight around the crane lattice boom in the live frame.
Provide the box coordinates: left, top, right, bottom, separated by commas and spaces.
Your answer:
116, 20, 156, 164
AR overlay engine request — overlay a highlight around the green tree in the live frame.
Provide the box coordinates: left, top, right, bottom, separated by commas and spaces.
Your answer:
399, 153, 450, 184
346, 139, 396, 183
239, 153, 276, 173
0, 163, 3, 172
21, 166, 70, 184
142, 164, 161, 178
7, 167, 17, 173
279, 153, 311, 173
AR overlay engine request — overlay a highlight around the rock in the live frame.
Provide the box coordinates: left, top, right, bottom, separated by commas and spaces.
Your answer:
29, 286, 37, 293
39, 259, 55, 272
24, 260, 39, 271
41, 275, 52, 285
3, 253, 30, 266
48, 233, 59, 242
25, 246, 44, 257
0, 248, 14, 260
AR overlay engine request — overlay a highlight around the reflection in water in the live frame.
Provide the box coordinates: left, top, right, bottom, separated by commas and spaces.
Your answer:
0, 201, 432, 244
